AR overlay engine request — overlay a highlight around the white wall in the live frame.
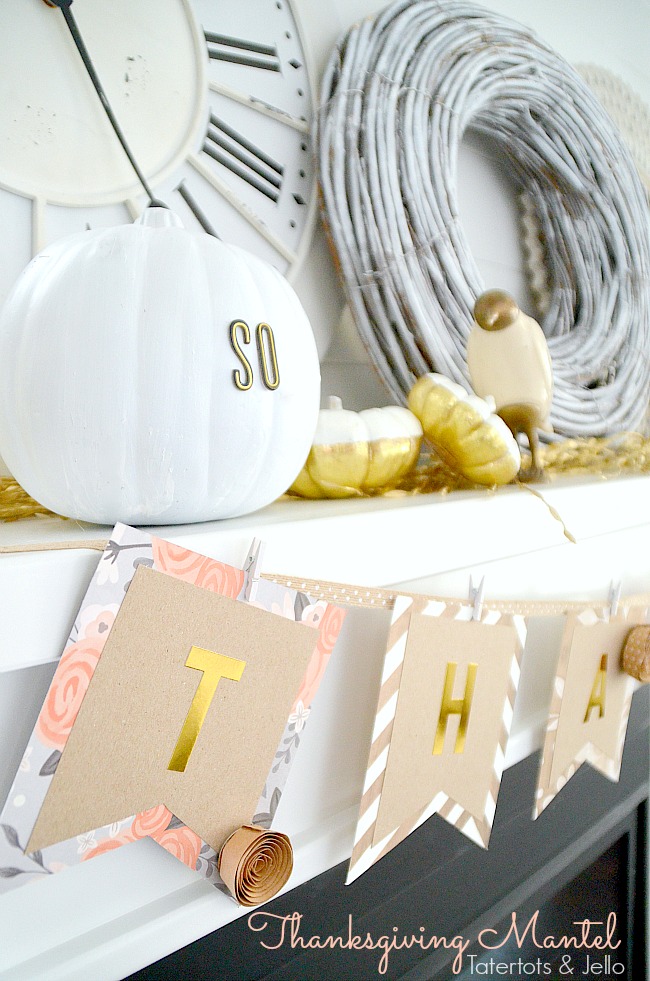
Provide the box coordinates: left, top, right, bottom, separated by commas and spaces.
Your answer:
301, 0, 650, 409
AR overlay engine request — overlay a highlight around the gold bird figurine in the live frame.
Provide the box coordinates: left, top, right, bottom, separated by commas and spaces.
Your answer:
467, 290, 553, 480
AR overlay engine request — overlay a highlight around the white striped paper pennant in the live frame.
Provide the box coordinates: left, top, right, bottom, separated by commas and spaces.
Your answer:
533, 604, 645, 819
347, 596, 526, 884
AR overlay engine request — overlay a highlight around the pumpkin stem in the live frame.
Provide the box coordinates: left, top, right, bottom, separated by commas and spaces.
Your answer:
326, 396, 344, 411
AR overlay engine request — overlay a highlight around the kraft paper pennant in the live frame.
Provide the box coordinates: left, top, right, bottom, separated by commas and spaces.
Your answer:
347, 594, 526, 884
26, 564, 316, 854
0, 524, 345, 892
534, 605, 646, 817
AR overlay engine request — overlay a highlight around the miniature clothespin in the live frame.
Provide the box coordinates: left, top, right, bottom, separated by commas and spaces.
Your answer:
243, 538, 266, 603
608, 580, 622, 619
468, 575, 485, 622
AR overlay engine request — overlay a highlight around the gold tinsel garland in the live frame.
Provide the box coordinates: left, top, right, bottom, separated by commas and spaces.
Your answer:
0, 478, 59, 522
392, 433, 650, 498
2, 433, 650, 523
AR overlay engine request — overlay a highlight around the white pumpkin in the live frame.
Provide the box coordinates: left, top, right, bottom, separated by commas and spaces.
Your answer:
0, 209, 320, 524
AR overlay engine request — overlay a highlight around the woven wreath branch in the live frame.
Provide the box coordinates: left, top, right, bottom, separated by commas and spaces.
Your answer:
317, 0, 650, 436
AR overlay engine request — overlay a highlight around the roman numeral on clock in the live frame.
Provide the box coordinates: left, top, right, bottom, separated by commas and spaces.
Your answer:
175, 180, 219, 238
203, 113, 284, 202
204, 31, 281, 73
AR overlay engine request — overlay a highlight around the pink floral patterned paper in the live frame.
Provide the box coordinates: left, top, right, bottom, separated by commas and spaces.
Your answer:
0, 524, 345, 892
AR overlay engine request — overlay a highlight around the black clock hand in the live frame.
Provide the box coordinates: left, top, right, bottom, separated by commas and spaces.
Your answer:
44, 0, 166, 207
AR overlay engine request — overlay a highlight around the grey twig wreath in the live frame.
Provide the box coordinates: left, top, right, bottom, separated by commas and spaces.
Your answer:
317, 0, 650, 436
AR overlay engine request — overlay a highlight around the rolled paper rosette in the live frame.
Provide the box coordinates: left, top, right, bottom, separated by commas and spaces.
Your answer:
218, 825, 293, 906
621, 625, 650, 683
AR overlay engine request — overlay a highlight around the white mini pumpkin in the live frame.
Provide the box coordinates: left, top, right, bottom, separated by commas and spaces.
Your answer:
0, 209, 320, 524
289, 396, 422, 498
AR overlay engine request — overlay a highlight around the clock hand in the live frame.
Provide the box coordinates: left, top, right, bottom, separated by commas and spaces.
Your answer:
44, 0, 166, 207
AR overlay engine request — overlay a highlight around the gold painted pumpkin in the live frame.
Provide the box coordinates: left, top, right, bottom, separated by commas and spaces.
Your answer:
408, 373, 521, 485
289, 397, 422, 498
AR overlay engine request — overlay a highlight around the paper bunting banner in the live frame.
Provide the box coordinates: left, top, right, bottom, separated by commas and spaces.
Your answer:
2, 531, 648, 898
534, 604, 646, 817
347, 594, 526, 884
0, 524, 345, 893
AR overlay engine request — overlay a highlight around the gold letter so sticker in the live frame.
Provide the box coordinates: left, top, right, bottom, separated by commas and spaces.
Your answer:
432, 661, 478, 755
584, 653, 608, 723
230, 320, 280, 392
168, 647, 246, 772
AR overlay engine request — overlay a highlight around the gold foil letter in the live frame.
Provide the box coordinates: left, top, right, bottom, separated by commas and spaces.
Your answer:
168, 647, 246, 772
256, 322, 280, 390
584, 653, 608, 722
230, 320, 254, 391
432, 661, 478, 755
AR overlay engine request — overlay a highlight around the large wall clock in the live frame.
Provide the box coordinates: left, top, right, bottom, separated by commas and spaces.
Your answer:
0, 0, 324, 312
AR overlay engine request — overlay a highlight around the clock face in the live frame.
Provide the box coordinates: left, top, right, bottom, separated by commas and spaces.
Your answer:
0, 0, 316, 308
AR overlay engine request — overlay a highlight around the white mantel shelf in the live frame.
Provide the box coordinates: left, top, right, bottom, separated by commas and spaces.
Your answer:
3, 473, 650, 591
1, 474, 649, 980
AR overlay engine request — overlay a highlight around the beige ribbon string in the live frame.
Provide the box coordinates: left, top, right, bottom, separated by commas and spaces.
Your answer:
0, 540, 107, 554
264, 574, 650, 618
